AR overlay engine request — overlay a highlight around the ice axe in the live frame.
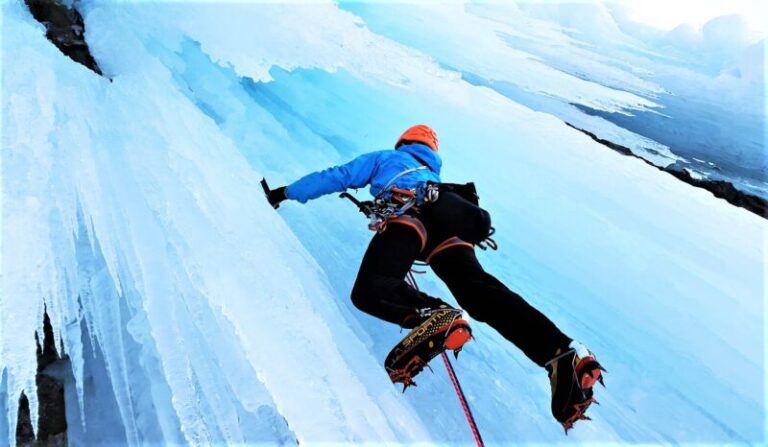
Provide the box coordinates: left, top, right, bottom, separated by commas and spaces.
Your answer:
261, 178, 282, 209
339, 192, 375, 217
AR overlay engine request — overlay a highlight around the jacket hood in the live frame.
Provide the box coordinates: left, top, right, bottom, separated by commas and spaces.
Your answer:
397, 143, 442, 174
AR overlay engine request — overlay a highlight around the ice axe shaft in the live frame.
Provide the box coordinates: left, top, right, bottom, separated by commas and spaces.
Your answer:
261, 178, 282, 209
339, 192, 373, 217
261, 178, 272, 196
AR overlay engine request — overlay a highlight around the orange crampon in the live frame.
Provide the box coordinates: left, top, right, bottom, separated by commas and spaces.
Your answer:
388, 355, 429, 392
562, 397, 600, 433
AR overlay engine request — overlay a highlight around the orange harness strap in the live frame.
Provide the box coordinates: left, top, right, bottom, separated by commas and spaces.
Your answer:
386, 215, 428, 252
425, 236, 474, 264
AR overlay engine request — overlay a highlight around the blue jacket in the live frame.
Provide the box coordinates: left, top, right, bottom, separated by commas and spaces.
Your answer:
285, 143, 442, 203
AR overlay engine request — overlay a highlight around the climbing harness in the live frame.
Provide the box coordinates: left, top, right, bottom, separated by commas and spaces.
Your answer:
339, 171, 497, 254
339, 166, 440, 232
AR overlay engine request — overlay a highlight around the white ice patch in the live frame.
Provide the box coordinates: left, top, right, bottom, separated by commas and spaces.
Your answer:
342, 2, 662, 115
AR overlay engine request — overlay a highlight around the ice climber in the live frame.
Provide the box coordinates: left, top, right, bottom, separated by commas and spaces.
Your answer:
264, 124, 604, 431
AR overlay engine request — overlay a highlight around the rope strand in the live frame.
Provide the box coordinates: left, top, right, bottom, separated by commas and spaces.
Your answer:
407, 272, 484, 446
442, 352, 485, 447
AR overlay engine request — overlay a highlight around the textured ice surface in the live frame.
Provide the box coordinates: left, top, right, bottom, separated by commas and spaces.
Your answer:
2, 2, 430, 444
2, 1, 765, 445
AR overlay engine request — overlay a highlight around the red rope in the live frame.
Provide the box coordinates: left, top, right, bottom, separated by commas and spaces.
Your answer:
406, 271, 483, 445
441, 352, 485, 447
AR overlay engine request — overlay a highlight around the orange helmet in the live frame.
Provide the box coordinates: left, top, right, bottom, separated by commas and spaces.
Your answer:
395, 124, 439, 152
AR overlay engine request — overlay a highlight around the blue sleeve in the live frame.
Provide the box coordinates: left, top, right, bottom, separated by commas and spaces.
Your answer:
285, 151, 383, 203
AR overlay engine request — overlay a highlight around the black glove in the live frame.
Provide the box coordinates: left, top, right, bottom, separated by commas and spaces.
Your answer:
267, 186, 288, 209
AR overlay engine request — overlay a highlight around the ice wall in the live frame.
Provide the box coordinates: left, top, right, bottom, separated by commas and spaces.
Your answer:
2, 0, 765, 445
2, 2, 431, 444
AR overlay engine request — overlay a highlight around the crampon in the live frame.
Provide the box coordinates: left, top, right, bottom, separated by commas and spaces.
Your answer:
547, 343, 606, 434
385, 308, 472, 391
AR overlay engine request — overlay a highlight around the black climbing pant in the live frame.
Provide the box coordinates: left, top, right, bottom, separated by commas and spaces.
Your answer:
351, 191, 571, 367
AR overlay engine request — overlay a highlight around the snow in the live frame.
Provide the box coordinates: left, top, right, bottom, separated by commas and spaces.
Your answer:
684, 168, 707, 180
2, 0, 765, 445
